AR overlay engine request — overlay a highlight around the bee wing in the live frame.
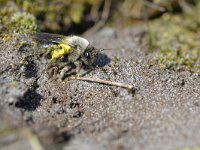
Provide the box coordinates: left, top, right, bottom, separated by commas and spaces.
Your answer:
32, 32, 67, 46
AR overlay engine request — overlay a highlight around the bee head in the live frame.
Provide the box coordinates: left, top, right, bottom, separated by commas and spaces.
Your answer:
81, 45, 98, 66
66, 36, 98, 66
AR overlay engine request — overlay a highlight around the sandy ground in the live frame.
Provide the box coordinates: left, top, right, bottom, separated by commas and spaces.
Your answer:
0, 26, 200, 150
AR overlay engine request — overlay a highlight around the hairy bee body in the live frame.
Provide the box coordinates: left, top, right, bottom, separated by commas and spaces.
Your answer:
32, 32, 98, 78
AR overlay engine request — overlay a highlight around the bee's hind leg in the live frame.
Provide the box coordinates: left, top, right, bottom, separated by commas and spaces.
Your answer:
45, 61, 59, 78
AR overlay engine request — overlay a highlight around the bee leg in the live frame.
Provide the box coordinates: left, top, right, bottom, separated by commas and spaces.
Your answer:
46, 60, 65, 78
59, 65, 73, 81
43, 49, 51, 58
45, 61, 58, 78
74, 61, 83, 77
59, 64, 77, 81
57, 62, 69, 70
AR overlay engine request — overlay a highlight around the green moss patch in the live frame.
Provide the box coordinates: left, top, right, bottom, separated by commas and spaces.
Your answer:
0, 2, 37, 34
149, 2, 200, 73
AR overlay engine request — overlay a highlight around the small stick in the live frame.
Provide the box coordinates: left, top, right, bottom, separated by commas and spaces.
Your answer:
69, 76, 135, 91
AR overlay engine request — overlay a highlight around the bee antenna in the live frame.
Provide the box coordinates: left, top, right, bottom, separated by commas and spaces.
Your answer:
99, 48, 113, 51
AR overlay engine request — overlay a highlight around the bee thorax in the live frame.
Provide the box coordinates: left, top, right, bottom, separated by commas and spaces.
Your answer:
67, 36, 89, 50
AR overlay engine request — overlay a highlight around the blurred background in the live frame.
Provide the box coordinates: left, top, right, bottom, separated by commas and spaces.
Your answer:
0, 0, 198, 34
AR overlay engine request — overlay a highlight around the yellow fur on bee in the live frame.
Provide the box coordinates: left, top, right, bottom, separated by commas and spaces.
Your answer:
51, 44, 72, 61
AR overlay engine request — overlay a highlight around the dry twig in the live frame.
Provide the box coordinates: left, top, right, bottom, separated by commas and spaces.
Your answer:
69, 76, 135, 92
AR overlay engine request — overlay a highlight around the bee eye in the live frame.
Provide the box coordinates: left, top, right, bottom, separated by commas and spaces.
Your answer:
84, 51, 91, 60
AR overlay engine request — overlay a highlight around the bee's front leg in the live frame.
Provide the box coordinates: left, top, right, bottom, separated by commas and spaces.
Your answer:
74, 61, 83, 77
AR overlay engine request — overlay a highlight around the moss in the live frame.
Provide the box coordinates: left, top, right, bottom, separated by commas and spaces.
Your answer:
0, 0, 103, 33
9, 12, 37, 33
149, 2, 200, 73
13, 0, 102, 33
0, 2, 37, 34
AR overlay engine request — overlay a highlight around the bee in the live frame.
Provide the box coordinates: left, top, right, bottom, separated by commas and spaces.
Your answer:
32, 33, 98, 79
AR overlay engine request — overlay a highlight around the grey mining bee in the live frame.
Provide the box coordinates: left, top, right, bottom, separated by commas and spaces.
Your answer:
32, 32, 98, 79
